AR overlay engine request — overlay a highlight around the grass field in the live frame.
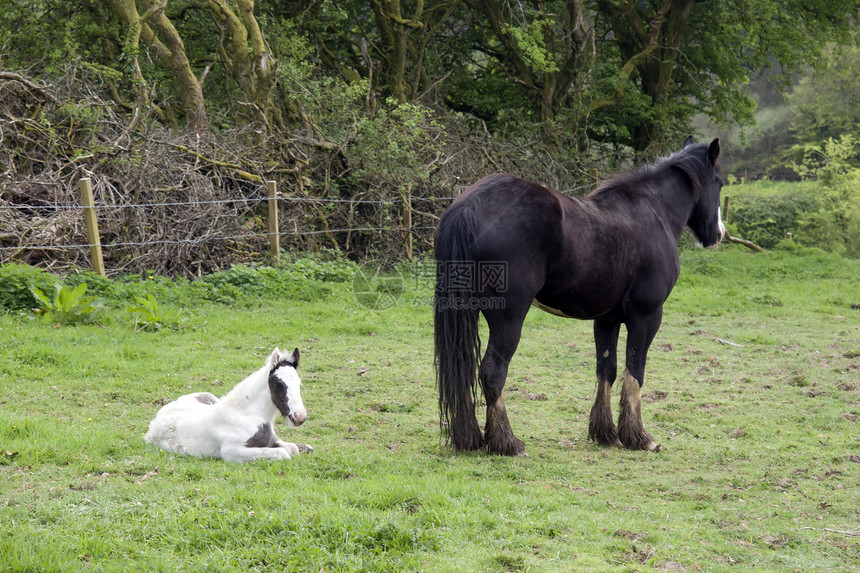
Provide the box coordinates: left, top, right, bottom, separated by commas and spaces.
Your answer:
1, 246, 859, 571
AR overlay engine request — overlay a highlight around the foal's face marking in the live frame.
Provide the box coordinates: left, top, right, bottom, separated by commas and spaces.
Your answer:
268, 356, 307, 427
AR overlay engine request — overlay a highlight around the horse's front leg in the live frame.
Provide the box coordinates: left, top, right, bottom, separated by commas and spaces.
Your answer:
589, 319, 622, 446
274, 437, 314, 454
220, 443, 293, 462
618, 311, 662, 451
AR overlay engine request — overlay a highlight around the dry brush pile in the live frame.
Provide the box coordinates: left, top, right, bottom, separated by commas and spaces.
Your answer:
0, 71, 593, 277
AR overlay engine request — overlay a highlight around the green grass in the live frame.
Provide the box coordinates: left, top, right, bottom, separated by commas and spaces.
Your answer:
1, 246, 859, 571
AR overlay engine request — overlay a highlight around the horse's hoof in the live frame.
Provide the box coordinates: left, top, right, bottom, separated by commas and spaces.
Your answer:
297, 443, 314, 454
485, 435, 525, 456
588, 428, 622, 448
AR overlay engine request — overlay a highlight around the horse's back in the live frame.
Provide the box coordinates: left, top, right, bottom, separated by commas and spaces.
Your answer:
454, 173, 562, 218
144, 392, 221, 456
443, 174, 563, 261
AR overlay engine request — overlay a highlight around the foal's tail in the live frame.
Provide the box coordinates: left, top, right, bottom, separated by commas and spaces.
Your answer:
434, 202, 483, 451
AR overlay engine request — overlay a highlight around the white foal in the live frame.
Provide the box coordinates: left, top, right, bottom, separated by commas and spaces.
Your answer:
145, 347, 312, 462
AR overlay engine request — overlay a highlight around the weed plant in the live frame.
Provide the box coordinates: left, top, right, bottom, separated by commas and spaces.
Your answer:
1, 246, 858, 571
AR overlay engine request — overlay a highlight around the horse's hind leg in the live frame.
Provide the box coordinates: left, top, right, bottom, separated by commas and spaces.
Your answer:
480, 302, 530, 456
589, 319, 622, 446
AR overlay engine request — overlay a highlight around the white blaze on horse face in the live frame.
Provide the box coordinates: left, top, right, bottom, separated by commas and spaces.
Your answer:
695, 206, 725, 249
717, 207, 726, 242
706, 207, 726, 249
274, 365, 307, 426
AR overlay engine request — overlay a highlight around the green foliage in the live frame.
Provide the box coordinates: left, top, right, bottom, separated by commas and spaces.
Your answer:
789, 135, 860, 257
789, 43, 860, 148
0, 258, 360, 327
126, 295, 186, 332
0, 264, 57, 311
726, 181, 820, 249
350, 99, 445, 191
0, 1, 112, 75
29, 283, 103, 325
726, 171, 859, 257
283, 252, 357, 283
267, 19, 368, 139
197, 263, 335, 304
501, 17, 560, 74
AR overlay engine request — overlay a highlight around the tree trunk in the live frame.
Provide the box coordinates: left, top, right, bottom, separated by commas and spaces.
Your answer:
209, 0, 274, 130
371, 0, 426, 104
468, 0, 588, 124
102, 0, 207, 133
597, 0, 695, 157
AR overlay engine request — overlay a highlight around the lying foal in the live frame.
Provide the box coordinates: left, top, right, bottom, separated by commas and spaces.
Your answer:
145, 347, 312, 462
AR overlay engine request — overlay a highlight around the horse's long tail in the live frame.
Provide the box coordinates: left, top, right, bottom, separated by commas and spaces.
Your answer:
434, 202, 483, 451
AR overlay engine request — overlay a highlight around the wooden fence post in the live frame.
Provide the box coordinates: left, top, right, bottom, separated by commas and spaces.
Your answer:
723, 196, 730, 223
79, 178, 105, 277
267, 180, 280, 264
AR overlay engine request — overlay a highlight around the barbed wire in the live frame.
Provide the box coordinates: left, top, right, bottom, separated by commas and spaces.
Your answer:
0, 226, 438, 252
0, 180, 593, 214
0, 181, 594, 262
0, 180, 595, 214
0, 194, 458, 212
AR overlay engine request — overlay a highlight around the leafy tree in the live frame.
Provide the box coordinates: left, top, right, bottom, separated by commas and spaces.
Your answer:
0, 1, 113, 75
462, 0, 589, 124
790, 135, 860, 256
789, 43, 860, 151
2, 0, 857, 158
100, 0, 275, 132
446, 0, 858, 156
101, 0, 208, 132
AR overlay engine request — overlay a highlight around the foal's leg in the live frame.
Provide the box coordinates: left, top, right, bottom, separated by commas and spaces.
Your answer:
220, 443, 293, 462
618, 311, 662, 451
480, 303, 529, 456
274, 436, 313, 454
588, 319, 622, 446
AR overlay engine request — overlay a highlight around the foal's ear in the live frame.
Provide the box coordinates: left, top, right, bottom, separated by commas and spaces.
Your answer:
268, 347, 282, 367
683, 135, 694, 148
708, 138, 720, 165
287, 348, 300, 369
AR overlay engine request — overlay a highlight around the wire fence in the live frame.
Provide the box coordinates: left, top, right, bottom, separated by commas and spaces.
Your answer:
0, 176, 471, 277
0, 196, 443, 251
0, 178, 598, 270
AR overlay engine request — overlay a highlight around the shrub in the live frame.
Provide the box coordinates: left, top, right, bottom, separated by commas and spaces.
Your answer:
196, 263, 334, 303
284, 253, 357, 283
727, 188, 820, 250
29, 282, 104, 325
0, 264, 57, 311
126, 294, 186, 331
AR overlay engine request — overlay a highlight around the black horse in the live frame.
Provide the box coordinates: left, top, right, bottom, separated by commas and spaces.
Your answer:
434, 137, 725, 455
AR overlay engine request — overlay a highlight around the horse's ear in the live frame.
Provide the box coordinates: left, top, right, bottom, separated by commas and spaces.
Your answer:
683, 135, 694, 148
708, 138, 720, 165
268, 348, 281, 367
288, 348, 300, 369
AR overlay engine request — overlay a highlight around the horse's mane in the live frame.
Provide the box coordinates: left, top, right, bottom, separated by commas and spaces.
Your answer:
589, 143, 714, 197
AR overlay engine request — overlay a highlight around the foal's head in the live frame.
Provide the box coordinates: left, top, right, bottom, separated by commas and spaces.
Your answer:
680, 136, 726, 249
266, 348, 307, 426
